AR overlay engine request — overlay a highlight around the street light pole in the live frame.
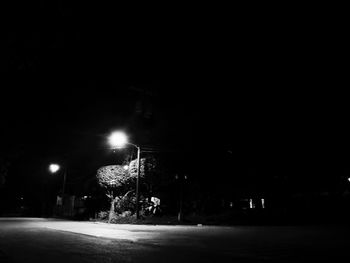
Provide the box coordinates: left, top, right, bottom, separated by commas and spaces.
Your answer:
136, 146, 141, 219
122, 143, 141, 219
49, 163, 67, 216
62, 167, 67, 208
108, 131, 141, 219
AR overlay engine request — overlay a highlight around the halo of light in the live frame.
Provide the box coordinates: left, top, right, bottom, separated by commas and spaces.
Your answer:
109, 131, 128, 148
49, 164, 60, 173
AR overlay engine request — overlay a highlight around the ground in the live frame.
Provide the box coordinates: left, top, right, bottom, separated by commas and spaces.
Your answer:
0, 218, 349, 262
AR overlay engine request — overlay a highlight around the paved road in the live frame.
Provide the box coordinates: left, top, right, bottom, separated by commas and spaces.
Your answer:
0, 218, 349, 262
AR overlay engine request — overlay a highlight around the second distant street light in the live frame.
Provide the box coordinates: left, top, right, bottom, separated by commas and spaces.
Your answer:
108, 131, 141, 219
49, 163, 67, 215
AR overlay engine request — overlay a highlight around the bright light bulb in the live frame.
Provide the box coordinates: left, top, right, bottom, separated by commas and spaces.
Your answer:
109, 131, 128, 148
49, 164, 60, 173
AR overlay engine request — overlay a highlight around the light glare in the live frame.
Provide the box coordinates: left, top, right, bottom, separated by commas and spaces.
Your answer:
49, 164, 60, 173
109, 131, 128, 148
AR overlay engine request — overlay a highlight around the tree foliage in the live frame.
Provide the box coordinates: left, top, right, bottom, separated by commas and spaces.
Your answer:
96, 165, 133, 188
128, 158, 149, 178
0, 148, 23, 188
96, 157, 161, 222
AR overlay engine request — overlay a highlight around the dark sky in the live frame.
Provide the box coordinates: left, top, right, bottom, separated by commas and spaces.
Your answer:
1, 4, 348, 199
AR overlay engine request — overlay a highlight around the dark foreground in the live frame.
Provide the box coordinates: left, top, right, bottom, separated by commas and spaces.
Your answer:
0, 218, 349, 262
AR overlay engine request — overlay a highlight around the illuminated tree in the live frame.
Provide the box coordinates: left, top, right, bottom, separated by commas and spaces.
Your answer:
96, 165, 135, 223
128, 157, 159, 177
97, 156, 160, 222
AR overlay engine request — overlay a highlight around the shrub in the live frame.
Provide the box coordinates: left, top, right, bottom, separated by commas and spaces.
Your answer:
97, 211, 109, 220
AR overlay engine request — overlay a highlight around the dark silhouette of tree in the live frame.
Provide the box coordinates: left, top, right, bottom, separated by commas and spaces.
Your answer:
0, 147, 23, 188
0, 159, 9, 188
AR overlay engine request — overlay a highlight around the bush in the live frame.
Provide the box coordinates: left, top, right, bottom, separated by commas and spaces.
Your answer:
97, 211, 109, 221
115, 196, 136, 214
120, 211, 132, 217
110, 214, 137, 224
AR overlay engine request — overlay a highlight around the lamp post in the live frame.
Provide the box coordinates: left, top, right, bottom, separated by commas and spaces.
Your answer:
108, 131, 141, 219
49, 163, 67, 215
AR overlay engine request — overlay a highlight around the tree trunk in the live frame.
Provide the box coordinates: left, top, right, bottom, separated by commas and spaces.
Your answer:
108, 198, 115, 224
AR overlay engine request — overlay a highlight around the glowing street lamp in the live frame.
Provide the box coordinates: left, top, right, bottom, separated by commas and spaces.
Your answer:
49, 163, 67, 212
108, 131, 141, 219
108, 131, 128, 148
49, 164, 60, 173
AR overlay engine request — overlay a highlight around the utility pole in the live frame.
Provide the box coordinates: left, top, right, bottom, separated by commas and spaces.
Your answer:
136, 146, 141, 219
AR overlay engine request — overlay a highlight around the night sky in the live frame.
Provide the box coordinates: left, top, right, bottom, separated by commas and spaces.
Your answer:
1, 4, 348, 206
